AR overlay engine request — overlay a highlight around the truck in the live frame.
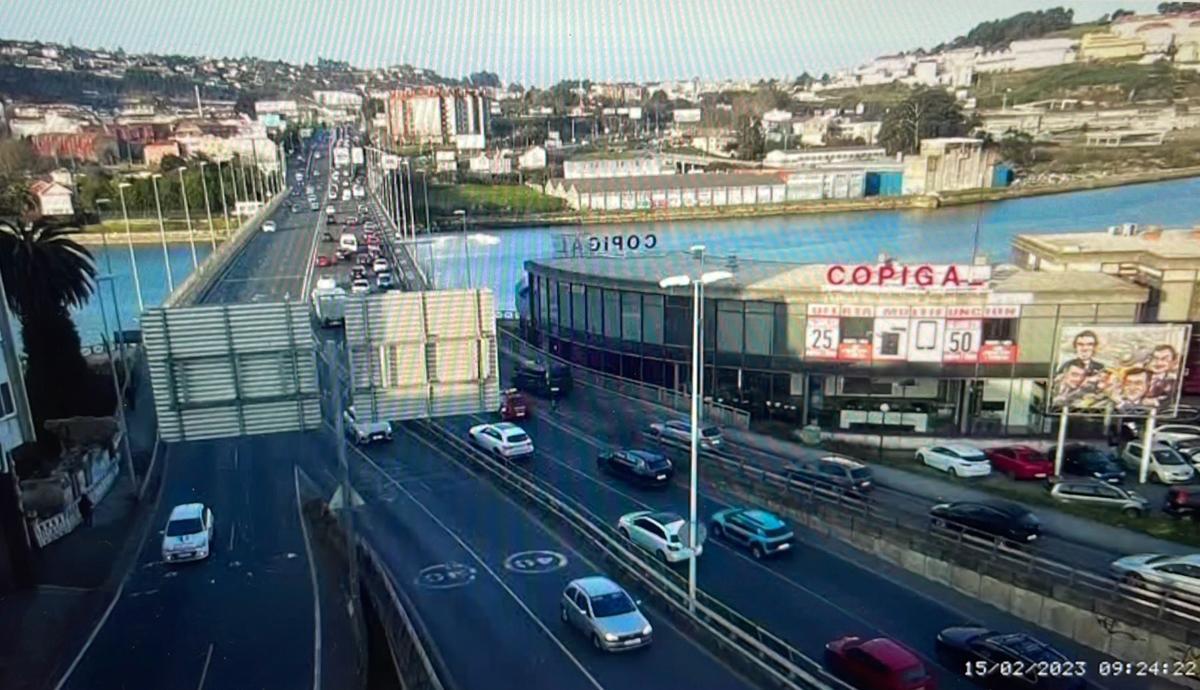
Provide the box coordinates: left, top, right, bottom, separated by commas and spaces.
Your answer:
311, 283, 347, 328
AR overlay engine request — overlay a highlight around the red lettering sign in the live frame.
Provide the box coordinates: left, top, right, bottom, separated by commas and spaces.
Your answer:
823, 264, 987, 291
837, 341, 873, 362
979, 342, 1018, 364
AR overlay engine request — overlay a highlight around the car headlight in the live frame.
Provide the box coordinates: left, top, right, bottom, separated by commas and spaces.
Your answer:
641, 625, 652, 636
604, 633, 618, 642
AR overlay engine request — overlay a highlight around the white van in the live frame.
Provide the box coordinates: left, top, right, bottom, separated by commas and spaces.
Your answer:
339, 232, 358, 254
342, 189, 352, 201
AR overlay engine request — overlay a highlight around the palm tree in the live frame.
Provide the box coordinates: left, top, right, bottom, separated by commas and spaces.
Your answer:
0, 204, 111, 441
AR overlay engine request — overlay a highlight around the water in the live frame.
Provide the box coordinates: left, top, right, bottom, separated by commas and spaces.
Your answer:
66, 176, 1200, 342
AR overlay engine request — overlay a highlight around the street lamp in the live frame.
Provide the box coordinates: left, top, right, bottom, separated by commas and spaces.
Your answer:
93, 198, 114, 275
177, 166, 197, 269
116, 182, 145, 313
216, 159, 232, 234
658, 257, 733, 613
454, 209, 471, 289
150, 174, 174, 292
403, 159, 417, 239
198, 161, 217, 250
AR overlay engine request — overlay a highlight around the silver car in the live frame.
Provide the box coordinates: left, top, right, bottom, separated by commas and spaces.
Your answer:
560, 576, 652, 652
649, 419, 723, 448
1048, 479, 1149, 517
1111, 554, 1200, 598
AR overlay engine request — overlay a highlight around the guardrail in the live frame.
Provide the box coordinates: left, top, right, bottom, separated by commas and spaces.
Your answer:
410, 418, 851, 690
497, 327, 751, 430
165, 191, 288, 307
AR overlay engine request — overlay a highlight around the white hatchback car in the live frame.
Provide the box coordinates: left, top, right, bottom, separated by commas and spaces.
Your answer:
916, 444, 992, 478
372, 257, 390, 273
261, 220, 277, 233
469, 422, 534, 459
617, 510, 704, 564
161, 503, 214, 563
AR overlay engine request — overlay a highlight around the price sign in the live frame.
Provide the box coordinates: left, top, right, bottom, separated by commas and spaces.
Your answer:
943, 319, 982, 363
806, 316, 839, 359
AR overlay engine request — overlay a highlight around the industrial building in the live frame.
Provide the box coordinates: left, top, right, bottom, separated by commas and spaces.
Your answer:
764, 146, 889, 168
563, 156, 670, 180
385, 87, 489, 150
902, 138, 1000, 195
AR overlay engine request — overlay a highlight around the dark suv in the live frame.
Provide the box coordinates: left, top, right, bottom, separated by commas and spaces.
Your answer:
785, 455, 874, 495
512, 360, 572, 399
1049, 443, 1126, 484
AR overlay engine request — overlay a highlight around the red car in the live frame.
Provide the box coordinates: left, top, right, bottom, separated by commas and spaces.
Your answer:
984, 445, 1053, 480
500, 389, 530, 420
825, 636, 936, 690
314, 255, 332, 267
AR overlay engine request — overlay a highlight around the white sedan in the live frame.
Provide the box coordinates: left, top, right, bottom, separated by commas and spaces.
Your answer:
372, 257, 390, 273
261, 220, 277, 233
617, 510, 703, 564
916, 444, 992, 478
468, 422, 534, 459
1111, 554, 1200, 597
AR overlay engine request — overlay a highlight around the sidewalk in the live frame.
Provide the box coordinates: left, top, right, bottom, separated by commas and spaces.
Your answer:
0, 354, 162, 690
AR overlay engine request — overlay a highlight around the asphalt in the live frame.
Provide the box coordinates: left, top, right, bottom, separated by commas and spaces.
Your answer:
454, 354, 1185, 690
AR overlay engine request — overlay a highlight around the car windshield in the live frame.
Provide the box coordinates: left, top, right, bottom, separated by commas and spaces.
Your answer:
166, 518, 203, 537
589, 591, 636, 618
850, 468, 872, 480
507, 433, 530, 444
701, 426, 721, 438
1153, 449, 1186, 466
899, 665, 930, 683
644, 456, 670, 470
1016, 512, 1040, 528
763, 525, 791, 539
1079, 450, 1115, 466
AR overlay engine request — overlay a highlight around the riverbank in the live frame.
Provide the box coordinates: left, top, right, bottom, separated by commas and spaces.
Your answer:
73, 217, 236, 246
438, 165, 1200, 230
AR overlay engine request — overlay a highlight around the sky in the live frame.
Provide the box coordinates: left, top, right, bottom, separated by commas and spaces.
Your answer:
0, 0, 1161, 86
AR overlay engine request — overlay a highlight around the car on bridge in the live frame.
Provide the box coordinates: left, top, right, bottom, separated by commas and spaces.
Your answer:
372, 257, 390, 273
376, 272, 393, 290
468, 422, 534, 460
350, 278, 371, 295
161, 503, 214, 563
315, 255, 333, 268
710, 507, 793, 559
617, 510, 703, 564
915, 444, 991, 478
648, 419, 723, 449
785, 455, 874, 495
1110, 553, 1200, 598
262, 220, 277, 233
935, 627, 1084, 689
309, 201, 320, 212
511, 360, 572, 399
596, 448, 673, 487
824, 635, 935, 690
929, 500, 1041, 544
344, 406, 392, 445
560, 576, 652, 652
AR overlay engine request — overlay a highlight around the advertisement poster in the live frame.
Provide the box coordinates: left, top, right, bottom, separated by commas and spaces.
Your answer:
805, 305, 839, 359
906, 307, 946, 363
1049, 324, 1191, 417
943, 319, 982, 363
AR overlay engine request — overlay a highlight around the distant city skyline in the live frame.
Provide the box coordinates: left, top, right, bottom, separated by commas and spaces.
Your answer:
0, 0, 1160, 86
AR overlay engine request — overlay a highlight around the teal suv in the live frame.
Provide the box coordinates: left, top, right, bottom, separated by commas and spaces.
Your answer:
710, 507, 794, 559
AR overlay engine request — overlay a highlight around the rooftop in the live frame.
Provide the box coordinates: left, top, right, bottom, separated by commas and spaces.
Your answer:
552, 172, 787, 194
1015, 228, 1200, 261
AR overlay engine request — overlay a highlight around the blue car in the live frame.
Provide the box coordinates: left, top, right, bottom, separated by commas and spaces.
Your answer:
710, 507, 794, 559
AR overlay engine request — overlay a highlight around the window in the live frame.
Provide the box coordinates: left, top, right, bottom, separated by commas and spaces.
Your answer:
983, 319, 1015, 341
586, 286, 603, 335
0, 381, 16, 418
744, 302, 773, 355
643, 294, 664, 345
603, 289, 620, 338
621, 292, 642, 342
841, 317, 872, 341
559, 282, 572, 329
548, 280, 560, 326
571, 284, 586, 332
664, 295, 691, 347
717, 301, 743, 353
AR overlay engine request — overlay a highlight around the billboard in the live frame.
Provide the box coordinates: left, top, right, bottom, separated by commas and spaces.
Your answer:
1049, 324, 1191, 417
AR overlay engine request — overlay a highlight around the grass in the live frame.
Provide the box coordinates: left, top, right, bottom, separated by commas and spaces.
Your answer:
1024, 133, 1200, 176
975, 62, 1200, 108
81, 217, 237, 235
426, 183, 566, 216
818, 82, 917, 110
1043, 21, 1106, 39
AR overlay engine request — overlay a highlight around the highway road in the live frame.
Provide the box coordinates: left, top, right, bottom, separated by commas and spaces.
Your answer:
431, 354, 1185, 690
58, 135, 334, 690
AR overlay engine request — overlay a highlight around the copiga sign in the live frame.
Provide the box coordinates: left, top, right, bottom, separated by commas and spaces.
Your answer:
824, 263, 990, 292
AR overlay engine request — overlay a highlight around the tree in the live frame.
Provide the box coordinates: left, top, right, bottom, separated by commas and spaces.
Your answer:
953, 8, 1074, 49
1159, 2, 1200, 14
159, 153, 187, 173
879, 89, 969, 155
734, 114, 765, 161
0, 210, 113, 447
468, 71, 501, 88
997, 131, 1036, 167
0, 140, 35, 176
234, 92, 257, 119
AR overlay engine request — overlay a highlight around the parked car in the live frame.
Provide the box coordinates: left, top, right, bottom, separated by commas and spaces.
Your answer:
935, 628, 1084, 690
984, 446, 1053, 481
261, 220, 277, 233
1119, 441, 1196, 484
929, 501, 1041, 544
648, 419, 723, 449
315, 255, 332, 267
326, 215, 338, 225
1050, 444, 1127, 484
560, 576, 652, 652
1163, 487, 1200, 521
1120, 422, 1200, 447
785, 455, 874, 494
468, 422, 534, 459
499, 389, 530, 421
617, 510, 703, 564
1110, 554, 1200, 598
710, 507, 794, 559
161, 503, 214, 563
915, 444, 991, 478
512, 360, 573, 398
344, 406, 392, 444
1171, 438, 1200, 471
1047, 478, 1149, 517
824, 636, 936, 690
597, 449, 674, 487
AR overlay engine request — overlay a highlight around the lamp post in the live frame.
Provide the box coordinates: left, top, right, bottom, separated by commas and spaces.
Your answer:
658, 257, 733, 613
216, 159, 232, 235
403, 159, 417, 239
177, 166, 197, 269
116, 182, 145, 313
878, 403, 890, 463
94, 198, 114, 275
420, 169, 431, 234
454, 209, 471, 289
198, 161, 217, 250
151, 174, 174, 292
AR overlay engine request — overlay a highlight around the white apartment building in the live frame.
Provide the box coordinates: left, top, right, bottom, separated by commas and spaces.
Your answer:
975, 38, 1078, 73
386, 87, 489, 150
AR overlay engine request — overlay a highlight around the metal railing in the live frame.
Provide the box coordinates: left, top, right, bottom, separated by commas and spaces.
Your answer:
497, 327, 751, 430
410, 418, 851, 690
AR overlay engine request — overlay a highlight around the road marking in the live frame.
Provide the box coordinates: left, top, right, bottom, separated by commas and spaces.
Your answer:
346, 441, 607, 690
196, 643, 214, 690
233, 446, 239, 472
294, 465, 323, 690
228, 523, 236, 552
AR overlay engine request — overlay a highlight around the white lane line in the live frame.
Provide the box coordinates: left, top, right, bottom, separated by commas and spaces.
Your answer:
228, 523, 237, 553
196, 643, 214, 690
346, 441, 607, 690
294, 465, 323, 690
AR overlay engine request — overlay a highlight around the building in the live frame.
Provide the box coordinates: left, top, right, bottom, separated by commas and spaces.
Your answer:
974, 38, 1078, 73
29, 180, 74, 216
1079, 31, 1146, 61
312, 90, 363, 108
7, 111, 87, 138
0, 282, 35, 594
435, 149, 457, 173
386, 87, 489, 150
902, 138, 998, 195
255, 100, 299, 119
977, 102, 1200, 138
520, 249, 1149, 437
468, 151, 513, 175
764, 146, 888, 168
563, 156, 669, 180
143, 141, 180, 167
518, 145, 547, 170
546, 171, 789, 211
761, 109, 794, 141
29, 132, 117, 163
835, 120, 883, 145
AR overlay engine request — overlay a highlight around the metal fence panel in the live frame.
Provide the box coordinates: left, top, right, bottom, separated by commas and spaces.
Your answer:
142, 302, 321, 441
344, 290, 500, 422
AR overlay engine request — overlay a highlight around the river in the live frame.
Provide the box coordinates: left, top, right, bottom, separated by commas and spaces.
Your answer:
68, 176, 1200, 345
